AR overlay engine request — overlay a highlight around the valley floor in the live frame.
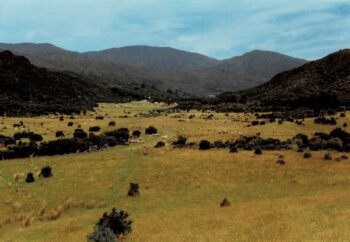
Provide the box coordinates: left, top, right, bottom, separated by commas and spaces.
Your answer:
0, 102, 350, 242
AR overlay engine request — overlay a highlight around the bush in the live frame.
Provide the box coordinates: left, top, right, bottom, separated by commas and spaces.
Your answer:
14, 131, 43, 142
132, 130, 141, 138
314, 117, 337, 125
55, 131, 65, 138
229, 146, 238, 153
303, 152, 312, 158
214, 140, 226, 148
89, 126, 101, 132
329, 128, 349, 141
87, 225, 116, 242
324, 153, 333, 160
40, 165, 53, 178
293, 133, 309, 147
68, 122, 74, 127
74, 129, 88, 139
325, 137, 343, 151
25, 172, 35, 183
251, 121, 259, 126
29, 133, 43, 142
127, 183, 140, 197
145, 126, 157, 135
254, 147, 262, 155
108, 121, 116, 127
172, 136, 187, 147
155, 141, 165, 148
104, 128, 129, 144
276, 159, 285, 165
96, 208, 132, 238
199, 140, 211, 150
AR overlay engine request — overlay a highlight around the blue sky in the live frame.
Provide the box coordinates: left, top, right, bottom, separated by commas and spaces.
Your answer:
0, 0, 349, 60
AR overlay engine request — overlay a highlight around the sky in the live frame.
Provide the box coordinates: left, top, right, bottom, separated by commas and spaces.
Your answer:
0, 0, 349, 60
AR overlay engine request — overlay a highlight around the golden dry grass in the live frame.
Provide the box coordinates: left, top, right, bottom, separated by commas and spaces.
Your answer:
0, 102, 349, 242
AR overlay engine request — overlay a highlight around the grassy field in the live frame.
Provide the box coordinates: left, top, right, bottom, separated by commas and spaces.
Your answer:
0, 102, 350, 242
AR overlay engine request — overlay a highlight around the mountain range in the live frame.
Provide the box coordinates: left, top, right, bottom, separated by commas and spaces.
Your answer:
0, 43, 308, 95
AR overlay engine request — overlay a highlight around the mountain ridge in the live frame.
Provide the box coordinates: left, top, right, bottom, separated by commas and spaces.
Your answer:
0, 42, 308, 95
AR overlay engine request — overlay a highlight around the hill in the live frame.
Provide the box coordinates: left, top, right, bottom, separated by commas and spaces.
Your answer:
0, 43, 307, 95
0, 51, 185, 116
197, 50, 307, 93
241, 49, 350, 109
82, 45, 219, 70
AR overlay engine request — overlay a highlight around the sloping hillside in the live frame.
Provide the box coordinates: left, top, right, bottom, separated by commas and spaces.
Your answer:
242, 49, 350, 109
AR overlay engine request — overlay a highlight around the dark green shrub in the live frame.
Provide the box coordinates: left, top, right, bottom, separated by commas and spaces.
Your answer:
199, 140, 211, 150
145, 126, 157, 135
87, 225, 116, 242
96, 208, 132, 238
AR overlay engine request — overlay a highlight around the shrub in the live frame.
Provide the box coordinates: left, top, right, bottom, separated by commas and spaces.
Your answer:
74, 129, 88, 139
303, 152, 312, 158
293, 133, 309, 147
251, 121, 259, 126
276, 159, 285, 165
324, 153, 333, 160
341, 155, 349, 160
254, 148, 262, 155
25, 172, 35, 183
229, 146, 238, 153
67, 122, 74, 127
172, 136, 187, 147
104, 128, 129, 144
96, 116, 104, 120
155, 141, 165, 148
329, 128, 349, 141
127, 183, 140, 197
108, 121, 116, 127
29, 133, 43, 142
145, 126, 157, 135
199, 140, 211, 150
14, 131, 43, 142
314, 117, 337, 125
325, 138, 343, 151
87, 225, 116, 242
89, 126, 101, 132
214, 140, 226, 148
94, 208, 132, 239
132, 130, 141, 138
220, 198, 231, 207
55, 131, 65, 138
40, 166, 52, 178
